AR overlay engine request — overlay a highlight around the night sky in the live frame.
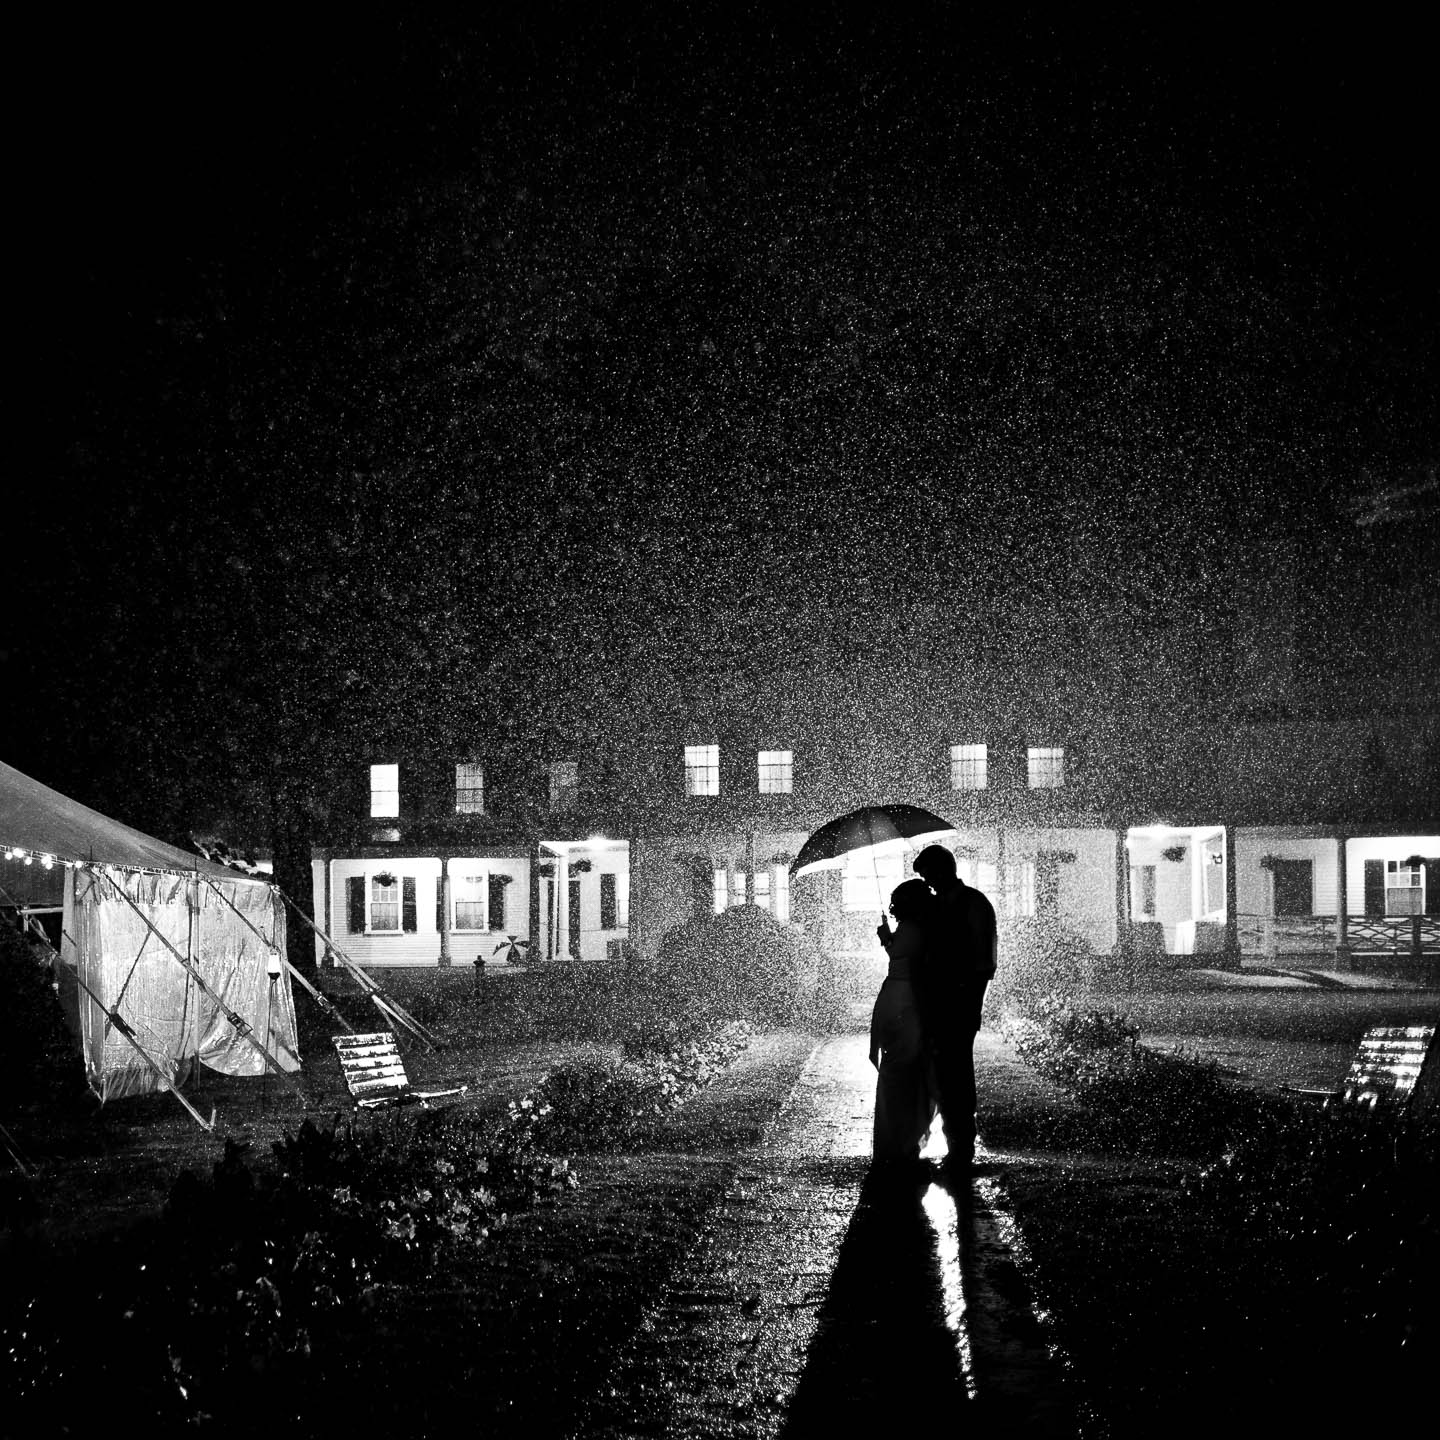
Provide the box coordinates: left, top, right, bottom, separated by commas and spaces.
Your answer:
7, 4, 1437, 850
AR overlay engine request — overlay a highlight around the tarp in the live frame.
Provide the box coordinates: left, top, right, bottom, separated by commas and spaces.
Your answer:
0, 760, 252, 881
2, 760, 300, 1102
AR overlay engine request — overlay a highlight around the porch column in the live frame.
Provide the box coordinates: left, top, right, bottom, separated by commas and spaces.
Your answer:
1220, 823, 1241, 970
1113, 827, 1131, 956
438, 857, 452, 967
996, 828, 1009, 919
745, 831, 757, 905
529, 842, 542, 960
556, 853, 570, 961
1334, 834, 1351, 969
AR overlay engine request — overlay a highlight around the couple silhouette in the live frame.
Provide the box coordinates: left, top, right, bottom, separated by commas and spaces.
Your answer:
869, 844, 998, 1179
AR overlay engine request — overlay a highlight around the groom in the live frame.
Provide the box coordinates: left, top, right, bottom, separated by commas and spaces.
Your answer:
911, 844, 998, 1173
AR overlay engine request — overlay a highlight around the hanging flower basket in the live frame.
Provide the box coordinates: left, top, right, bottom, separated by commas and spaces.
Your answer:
569, 858, 593, 874
1161, 846, 1187, 863
373, 871, 396, 888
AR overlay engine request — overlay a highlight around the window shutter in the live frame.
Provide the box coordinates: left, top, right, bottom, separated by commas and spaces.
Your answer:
347, 876, 366, 932
600, 873, 617, 930
488, 875, 507, 931
402, 875, 418, 932
1362, 860, 1385, 916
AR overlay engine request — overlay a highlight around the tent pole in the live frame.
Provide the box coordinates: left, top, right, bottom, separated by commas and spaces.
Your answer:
70, 966, 216, 1132
275, 887, 440, 1049
91, 870, 306, 1099
195, 874, 357, 1034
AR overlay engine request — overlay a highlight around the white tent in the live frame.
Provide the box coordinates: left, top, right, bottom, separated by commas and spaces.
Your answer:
1, 760, 300, 1113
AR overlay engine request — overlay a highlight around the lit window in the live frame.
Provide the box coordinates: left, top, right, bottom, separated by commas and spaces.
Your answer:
772, 865, 790, 923
370, 874, 400, 931
455, 763, 485, 814
453, 872, 487, 930
1027, 746, 1065, 789
549, 760, 579, 810
1011, 860, 1036, 918
753, 870, 772, 910
1386, 860, 1423, 916
950, 744, 988, 790
713, 869, 728, 914
370, 764, 399, 819
758, 750, 793, 793
685, 745, 720, 796
842, 850, 905, 914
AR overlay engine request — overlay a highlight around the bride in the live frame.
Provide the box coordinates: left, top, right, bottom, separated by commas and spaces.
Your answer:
869, 878, 938, 1169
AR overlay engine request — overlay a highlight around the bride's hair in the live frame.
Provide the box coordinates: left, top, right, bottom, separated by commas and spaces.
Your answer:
888, 877, 934, 922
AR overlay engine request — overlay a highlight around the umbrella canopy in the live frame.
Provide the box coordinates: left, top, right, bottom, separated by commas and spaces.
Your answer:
789, 804, 957, 881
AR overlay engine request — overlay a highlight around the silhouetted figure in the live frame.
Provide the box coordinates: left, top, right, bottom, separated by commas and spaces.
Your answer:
871, 879, 939, 1170
911, 844, 997, 1173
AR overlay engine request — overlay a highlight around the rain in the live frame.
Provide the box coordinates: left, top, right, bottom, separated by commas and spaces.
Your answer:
3, 7, 1437, 1437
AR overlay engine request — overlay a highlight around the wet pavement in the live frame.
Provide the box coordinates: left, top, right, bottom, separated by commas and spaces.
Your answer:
574, 1033, 1078, 1438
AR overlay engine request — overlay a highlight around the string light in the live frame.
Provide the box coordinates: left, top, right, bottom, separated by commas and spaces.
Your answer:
0, 843, 272, 884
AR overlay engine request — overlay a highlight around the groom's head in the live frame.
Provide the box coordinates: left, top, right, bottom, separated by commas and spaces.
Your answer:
913, 845, 958, 889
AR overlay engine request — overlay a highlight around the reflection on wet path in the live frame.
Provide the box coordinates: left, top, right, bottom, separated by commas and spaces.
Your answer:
778, 1165, 971, 1432
574, 1034, 1077, 1438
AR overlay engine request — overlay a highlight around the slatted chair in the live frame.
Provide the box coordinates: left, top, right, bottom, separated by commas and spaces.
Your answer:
332, 1031, 468, 1110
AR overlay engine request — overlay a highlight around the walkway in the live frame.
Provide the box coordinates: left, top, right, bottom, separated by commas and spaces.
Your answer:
576, 1033, 1078, 1438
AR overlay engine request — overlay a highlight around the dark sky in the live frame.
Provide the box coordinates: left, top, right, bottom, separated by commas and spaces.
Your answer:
8, 4, 1437, 827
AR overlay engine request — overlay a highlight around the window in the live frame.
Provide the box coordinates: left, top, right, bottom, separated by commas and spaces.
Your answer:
1027, 746, 1065, 789
685, 744, 720, 796
455, 763, 485, 814
367, 873, 415, 932
1386, 860, 1423, 916
453, 873, 487, 931
370, 763, 399, 818
950, 743, 988, 790
1011, 860, 1036, 918
753, 870, 771, 910
772, 865, 790, 924
548, 759, 579, 810
842, 850, 905, 914
758, 750, 793, 793
600, 872, 631, 930
713, 868, 729, 914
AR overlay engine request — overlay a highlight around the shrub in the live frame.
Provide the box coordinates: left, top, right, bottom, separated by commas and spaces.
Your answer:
645, 904, 841, 1029
991, 917, 1097, 1015
1001, 998, 1279, 1157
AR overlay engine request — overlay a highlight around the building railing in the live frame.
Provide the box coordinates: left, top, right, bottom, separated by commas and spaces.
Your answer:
1238, 912, 1440, 960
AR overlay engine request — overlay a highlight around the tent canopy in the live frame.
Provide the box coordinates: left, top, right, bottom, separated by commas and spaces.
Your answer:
2, 760, 299, 1108
0, 760, 257, 882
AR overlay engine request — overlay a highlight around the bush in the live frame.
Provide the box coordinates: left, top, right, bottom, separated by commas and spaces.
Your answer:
645, 904, 842, 1030
990, 917, 1096, 1014
1001, 997, 1280, 1156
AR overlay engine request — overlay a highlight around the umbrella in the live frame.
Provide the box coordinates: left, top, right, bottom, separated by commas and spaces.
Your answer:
789, 804, 957, 915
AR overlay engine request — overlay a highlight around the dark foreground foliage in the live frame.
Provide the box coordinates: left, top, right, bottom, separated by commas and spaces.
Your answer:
997, 990, 1438, 1434
2, 1008, 754, 1434
1000, 992, 1291, 1155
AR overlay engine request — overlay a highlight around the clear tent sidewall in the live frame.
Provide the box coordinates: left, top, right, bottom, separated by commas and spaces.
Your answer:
59, 866, 299, 1102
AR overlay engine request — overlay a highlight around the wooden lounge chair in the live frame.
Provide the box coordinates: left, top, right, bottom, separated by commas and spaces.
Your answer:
333, 1031, 468, 1109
